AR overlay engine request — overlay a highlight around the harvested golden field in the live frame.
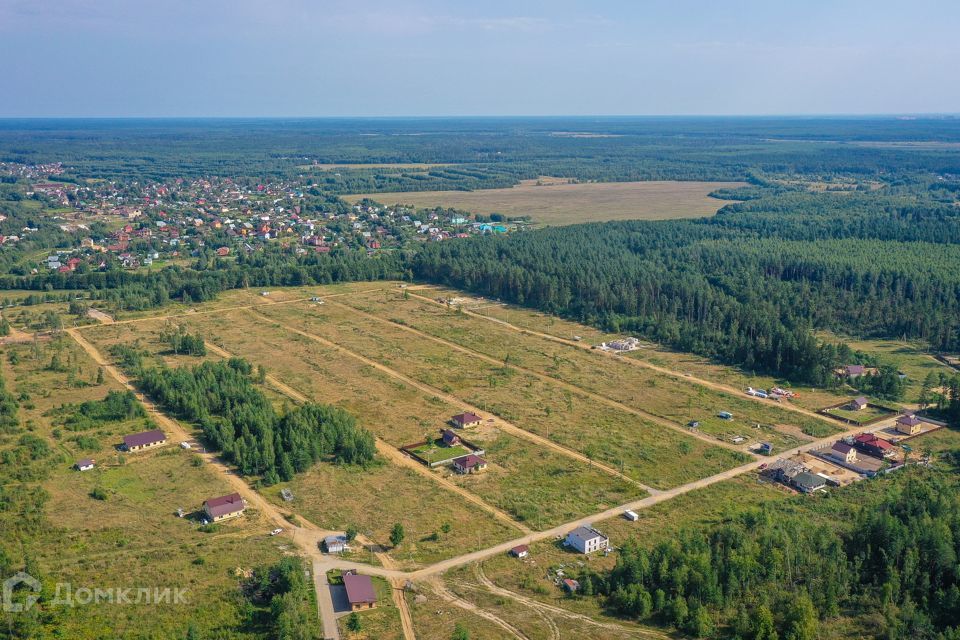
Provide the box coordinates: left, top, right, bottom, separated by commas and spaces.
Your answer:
345, 179, 746, 225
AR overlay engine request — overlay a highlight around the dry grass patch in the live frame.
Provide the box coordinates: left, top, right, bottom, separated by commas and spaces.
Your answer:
255, 302, 748, 489
261, 463, 516, 569
174, 310, 641, 529
338, 292, 835, 446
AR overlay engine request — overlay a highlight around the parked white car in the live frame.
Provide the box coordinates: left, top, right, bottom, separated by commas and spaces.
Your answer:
180, 442, 191, 449
270, 528, 283, 536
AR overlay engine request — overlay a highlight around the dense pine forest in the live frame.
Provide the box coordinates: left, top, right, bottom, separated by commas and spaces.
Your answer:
136, 358, 376, 482
413, 176, 960, 385
571, 470, 960, 640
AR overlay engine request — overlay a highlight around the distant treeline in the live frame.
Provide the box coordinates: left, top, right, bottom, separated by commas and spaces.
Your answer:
413, 181, 960, 385
0, 247, 407, 311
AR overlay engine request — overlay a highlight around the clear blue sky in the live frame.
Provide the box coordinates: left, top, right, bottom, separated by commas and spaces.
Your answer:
1, 0, 957, 117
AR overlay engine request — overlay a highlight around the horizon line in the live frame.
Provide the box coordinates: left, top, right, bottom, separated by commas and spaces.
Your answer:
1, 113, 959, 121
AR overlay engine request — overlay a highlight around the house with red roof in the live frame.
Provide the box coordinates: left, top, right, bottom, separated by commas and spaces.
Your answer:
343, 571, 377, 610
451, 412, 482, 429
853, 433, 896, 459
452, 454, 487, 474
202, 493, 246, 522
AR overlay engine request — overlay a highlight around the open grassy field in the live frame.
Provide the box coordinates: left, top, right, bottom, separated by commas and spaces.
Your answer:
337, 290, 839, 446
406, 583, 520, 640
824, 402, 899, 425
259, 462, 518, 569
93, 307, 644, 534
415, 285, 854, 413
345, 179, 746, 225
253, 300, 749, 489
0, 337, 293, 640
440, 431, 639, 528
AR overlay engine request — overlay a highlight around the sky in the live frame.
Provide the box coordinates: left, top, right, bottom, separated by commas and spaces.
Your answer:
1, 0, 958, 117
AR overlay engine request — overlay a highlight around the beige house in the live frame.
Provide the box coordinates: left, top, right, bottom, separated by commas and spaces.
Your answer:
202, 493, 246, 522
122, 429, 167, 452
896, 414, 922, 435
831, 442, 858, 464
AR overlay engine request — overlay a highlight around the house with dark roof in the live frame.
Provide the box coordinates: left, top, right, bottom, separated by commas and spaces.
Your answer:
452, 454, 487, 474
74, 458, 95, 472
343, 571, 377, 610
896, 414, 923, 435
848, 397, 869, 411
510, 545, 529, 559
847, 396, 870, 411
441, 429, 461, 447
792, 471, 827, 494
451, 412, 482, 429
853, 433, 896, 458
122, 429, 167, 452
831, 442, 858, 464
202, 493, 246, 522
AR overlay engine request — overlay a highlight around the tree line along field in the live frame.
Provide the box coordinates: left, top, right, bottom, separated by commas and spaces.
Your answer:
345, 179, 747, 226
331, 289, 843, 443
415, 285, 947, 411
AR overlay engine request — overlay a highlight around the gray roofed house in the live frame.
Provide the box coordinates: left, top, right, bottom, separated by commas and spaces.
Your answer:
565, 525, 608, 554
792, 471, 827, 494
324, 535, 346, 554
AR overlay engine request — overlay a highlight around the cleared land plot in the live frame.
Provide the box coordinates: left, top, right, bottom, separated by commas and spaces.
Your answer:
255, 301, 749, 489
261, 463, 516, 569
442, 565, 650, 640
163, 309, 643, 530
338, 291, 837, 447
346, 180, 746, 225
440, 432, 640, 528
407, 439, 475, 464
407, 583, 523, 640
823, 403, 897, 425
417, 285, 852, 413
